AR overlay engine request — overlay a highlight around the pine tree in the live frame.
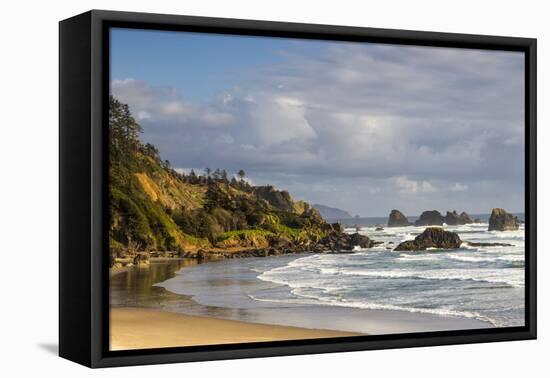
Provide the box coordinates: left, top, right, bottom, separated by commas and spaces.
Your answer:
109, 96, 143, 162
221, 169, 229, 184
237, 169, 246, 181
189, 169, 198, 184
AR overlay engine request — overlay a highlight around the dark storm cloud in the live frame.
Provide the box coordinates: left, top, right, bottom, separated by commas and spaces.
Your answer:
111, 43, 525, 215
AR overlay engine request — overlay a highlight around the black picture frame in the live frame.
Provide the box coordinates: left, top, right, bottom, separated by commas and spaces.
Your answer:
59, 9, 537, 368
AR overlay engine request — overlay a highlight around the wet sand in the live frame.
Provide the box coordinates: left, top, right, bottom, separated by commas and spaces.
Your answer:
110, 307, 361, 350
109, 259, 492, 351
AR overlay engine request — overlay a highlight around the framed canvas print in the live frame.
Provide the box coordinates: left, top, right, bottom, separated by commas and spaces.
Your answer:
59, 10, 537, 368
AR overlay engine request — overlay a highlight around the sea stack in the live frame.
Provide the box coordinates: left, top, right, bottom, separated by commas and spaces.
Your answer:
444, 210, 473, 225
388, 209, 410, 227
459, 211, 473, 224
394, 227, 462, 251
415, 210, 445, 226
488, 208, 519, 231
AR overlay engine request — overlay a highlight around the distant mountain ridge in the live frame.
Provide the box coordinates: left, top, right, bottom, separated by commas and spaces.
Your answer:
313, 204, 353, 219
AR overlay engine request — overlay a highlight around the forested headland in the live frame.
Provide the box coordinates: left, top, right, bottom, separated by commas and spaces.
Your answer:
109, 97, 372, 266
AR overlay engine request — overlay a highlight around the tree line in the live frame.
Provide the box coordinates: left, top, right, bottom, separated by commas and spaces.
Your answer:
109, 95, 252, 191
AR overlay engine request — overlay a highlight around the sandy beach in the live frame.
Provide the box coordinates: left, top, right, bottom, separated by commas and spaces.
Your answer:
110, 307, 361, 350
109, 258, 495, 351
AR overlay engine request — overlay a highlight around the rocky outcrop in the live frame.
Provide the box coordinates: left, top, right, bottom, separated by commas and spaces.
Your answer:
133, 253, 150, 266
320, 232, 374, 252
252, 185, 294, 212
394, 227, 462, 251
444, 211, 460, 225
444, 210, 473, 225
459, 212, 473, 224
415, 210, 445, 226
329, 222, 345, 233
488, 208, 519, 231
466, 241, 513, 247
388, 209, 410, 227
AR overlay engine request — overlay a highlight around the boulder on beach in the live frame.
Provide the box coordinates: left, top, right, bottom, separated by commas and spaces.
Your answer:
394, 227, 462, 251
388, 209, 410, 227
488, 208, 519, 231
133, 253, 150, 266
415, 210, 445, 226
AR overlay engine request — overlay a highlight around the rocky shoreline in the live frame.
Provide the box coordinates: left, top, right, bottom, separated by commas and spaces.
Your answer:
111, 223, 376, 268
111, 207, 522, 269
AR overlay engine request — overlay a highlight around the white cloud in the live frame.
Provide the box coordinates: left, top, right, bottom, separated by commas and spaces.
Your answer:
137, 111, 151, 120
110, 42, 525, 215
394, 176, 439, 194
111, 78, 234, 128
451, 183, 469, 192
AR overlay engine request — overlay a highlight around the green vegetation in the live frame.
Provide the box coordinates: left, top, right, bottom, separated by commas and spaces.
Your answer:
109, 96, 329, 257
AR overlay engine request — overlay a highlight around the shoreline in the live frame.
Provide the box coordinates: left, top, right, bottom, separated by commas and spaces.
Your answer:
110, 256, 495, 346
152, 255, 496, 334
110, 307, 362, 350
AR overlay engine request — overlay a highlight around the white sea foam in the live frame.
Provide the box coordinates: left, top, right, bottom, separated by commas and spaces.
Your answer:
445, 253, 524, 264
248, 293, 500, 326
252, 225, 525, 327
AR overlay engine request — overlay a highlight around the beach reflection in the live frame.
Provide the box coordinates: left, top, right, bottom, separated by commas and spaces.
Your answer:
110, 259, 251, 319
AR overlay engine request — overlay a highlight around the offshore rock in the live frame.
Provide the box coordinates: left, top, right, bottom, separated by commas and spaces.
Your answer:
394, 227, 462, 251
388, 209, 410, 227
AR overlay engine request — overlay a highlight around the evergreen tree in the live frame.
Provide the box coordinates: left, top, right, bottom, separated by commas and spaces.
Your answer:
189, 169, 198, 184
237, 169, 246, 190
109, 95, 143, 162
213, 168, 222, 181
237, 169, 246, 181
221, 169, 229, 184
143, 143, 159, 159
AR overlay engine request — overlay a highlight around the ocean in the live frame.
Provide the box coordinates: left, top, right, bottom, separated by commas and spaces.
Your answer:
325, 213, 525, 227
155, 218, 525, 331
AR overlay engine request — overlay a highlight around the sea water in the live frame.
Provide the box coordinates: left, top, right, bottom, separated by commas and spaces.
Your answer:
156, 220, 525, 328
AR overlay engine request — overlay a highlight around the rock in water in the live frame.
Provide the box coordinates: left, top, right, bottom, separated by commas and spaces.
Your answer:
444, 210, 473, 225
459, 211, 473, 224
388, 209, 410, 227
466, 241, 513, 247
394, 227, 462, 251
444, 211, 461, 225
319, 232, 374, 251
488, 208, 519, 231
415, 210, 445, 226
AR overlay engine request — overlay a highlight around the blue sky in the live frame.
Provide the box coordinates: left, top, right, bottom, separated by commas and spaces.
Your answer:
111, 28, 325, 101
110, 28, 525, 216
